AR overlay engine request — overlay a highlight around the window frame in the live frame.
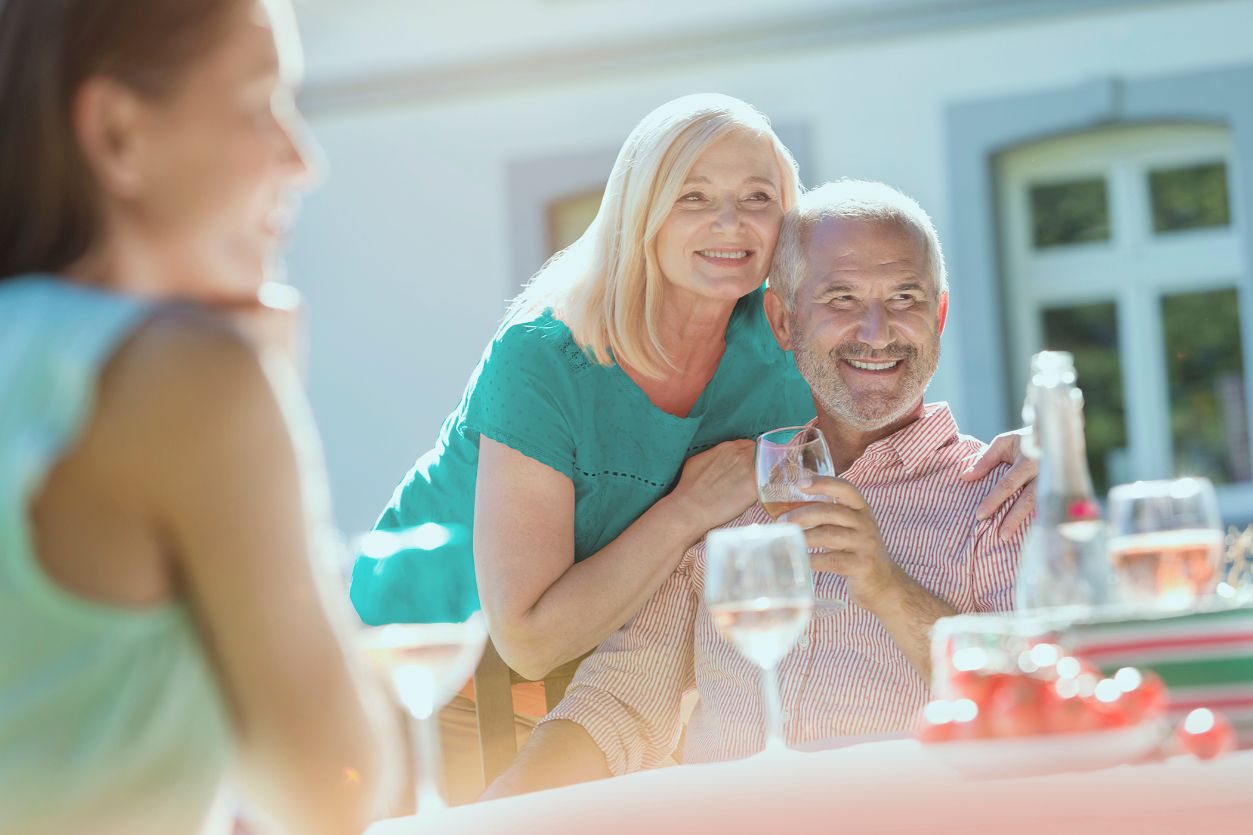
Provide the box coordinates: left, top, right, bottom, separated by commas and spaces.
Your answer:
996, 123, 1252, 516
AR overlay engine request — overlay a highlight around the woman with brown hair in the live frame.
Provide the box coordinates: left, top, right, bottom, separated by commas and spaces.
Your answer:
0, 1, 399, 832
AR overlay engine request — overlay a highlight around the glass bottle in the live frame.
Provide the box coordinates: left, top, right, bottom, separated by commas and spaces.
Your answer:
1014, 351, 1112, 611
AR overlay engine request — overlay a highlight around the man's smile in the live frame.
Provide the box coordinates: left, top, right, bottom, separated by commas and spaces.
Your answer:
842, 358, 902, 373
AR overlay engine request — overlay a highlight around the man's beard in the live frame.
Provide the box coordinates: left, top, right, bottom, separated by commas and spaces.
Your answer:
792, 329, 940, 432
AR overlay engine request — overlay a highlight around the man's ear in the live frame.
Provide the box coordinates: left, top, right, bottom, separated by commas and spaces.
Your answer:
937, 291, 949, 336
72, 77, 149, 201
762, 284, 794, 350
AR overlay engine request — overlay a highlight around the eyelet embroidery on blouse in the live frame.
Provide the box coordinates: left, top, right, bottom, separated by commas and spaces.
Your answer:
571, 464, 669, 488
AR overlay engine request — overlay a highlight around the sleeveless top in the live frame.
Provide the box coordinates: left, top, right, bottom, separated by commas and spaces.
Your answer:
354, 286, 817, 624
0, 277, 233, 834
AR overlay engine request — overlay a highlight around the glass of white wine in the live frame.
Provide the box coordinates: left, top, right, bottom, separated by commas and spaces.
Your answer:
1107, 477, 1224, 609
756, 425, 845, 612
348, 525, 487, 814
705, 524, 814, 753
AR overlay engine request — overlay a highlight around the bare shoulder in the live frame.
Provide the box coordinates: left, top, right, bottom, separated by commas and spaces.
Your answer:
107, 306, 266, 401
104, 306, 279, 425
90, 306, 290, 487
29, 308, 291, 604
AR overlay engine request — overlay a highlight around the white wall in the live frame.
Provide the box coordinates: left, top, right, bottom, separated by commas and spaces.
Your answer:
286, 0, 1253, 532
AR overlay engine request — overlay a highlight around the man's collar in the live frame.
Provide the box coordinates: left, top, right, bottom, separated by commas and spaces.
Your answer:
836, 402, 958, 477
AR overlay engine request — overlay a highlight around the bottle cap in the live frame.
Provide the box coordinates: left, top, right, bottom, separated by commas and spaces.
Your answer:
1029, 350, 1076, 388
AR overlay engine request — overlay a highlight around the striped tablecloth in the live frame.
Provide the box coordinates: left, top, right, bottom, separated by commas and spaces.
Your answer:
1062, 601, 1253, 746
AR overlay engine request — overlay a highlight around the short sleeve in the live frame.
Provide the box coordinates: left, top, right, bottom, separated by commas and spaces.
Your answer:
461, 318, 580, 479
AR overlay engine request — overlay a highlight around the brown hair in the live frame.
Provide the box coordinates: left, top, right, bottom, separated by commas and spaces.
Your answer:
0, 0, 239, 280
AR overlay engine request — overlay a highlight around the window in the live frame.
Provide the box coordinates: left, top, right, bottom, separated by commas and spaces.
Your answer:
1030, 177, 1110, 248
997, 124, 1250, 515
546, 187, 604, 255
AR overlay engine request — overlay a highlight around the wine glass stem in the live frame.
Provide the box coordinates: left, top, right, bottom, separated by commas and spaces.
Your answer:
412, 713, 446, 814
760, 663, 786, 751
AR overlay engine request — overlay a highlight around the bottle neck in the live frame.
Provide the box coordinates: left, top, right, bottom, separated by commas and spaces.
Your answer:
1030, 383, 1099, 518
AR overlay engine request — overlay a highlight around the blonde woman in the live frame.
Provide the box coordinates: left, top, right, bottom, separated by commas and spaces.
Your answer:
354, 94, 1034, 724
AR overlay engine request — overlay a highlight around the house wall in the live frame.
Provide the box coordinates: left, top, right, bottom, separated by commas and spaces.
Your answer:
285, 0, 1253, 531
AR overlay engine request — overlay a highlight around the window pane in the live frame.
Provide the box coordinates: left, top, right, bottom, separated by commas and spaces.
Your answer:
1149, 161, 1230, 234
1030, 177, 1110, 249
1041, 301, 1127, 492
1162, 287, 1251, 484
546, 189, 604, 255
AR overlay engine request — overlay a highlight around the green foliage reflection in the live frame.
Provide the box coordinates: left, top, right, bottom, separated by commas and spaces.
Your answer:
1162, 287, 1250, 484
1042, 301, 1126, 492
1031, 178, 1110, 249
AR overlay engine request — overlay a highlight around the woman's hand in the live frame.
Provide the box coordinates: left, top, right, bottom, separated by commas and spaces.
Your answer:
669, 439, 758, 529
960, 427, 1037, 540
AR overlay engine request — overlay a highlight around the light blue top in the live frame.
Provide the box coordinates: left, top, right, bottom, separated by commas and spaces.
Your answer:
0, 278, 233, 834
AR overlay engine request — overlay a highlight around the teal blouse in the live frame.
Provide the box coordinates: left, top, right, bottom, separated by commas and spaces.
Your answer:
352, 287, 816, 624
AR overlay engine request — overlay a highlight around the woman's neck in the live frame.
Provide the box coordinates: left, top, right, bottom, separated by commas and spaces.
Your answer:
619, 288, 738, 418
62, 228, 167, 298
658, 289, 737, 367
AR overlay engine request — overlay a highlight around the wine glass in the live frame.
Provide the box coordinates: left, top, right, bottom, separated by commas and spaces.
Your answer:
756, 425, 846, 612
1107, 477, 1224, 609
348, 525, 487, 813
704, 524, 814, 753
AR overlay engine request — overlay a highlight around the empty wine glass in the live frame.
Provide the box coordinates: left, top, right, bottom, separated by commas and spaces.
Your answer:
705, 524, 814, 753
348, 525, 487, 813
756, 425, 846, 612
1107, 478, 1224, 609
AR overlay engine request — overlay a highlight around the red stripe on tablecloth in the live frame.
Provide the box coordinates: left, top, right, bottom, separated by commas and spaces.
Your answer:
1078, 632, 1253, 658
1168, 695, 1253, 712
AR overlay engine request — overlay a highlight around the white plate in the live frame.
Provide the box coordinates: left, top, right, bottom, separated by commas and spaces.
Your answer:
924, 721, 1168, 780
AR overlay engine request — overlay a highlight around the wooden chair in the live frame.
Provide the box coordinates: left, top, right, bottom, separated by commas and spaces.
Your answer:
473, 641, 588, 788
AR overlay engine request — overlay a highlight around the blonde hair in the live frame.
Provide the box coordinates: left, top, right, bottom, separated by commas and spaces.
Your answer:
507, 94, 801, 378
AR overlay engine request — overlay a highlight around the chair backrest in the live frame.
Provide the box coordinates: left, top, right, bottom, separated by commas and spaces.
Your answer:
472, 641, 518, 787
472, 642, 589, 788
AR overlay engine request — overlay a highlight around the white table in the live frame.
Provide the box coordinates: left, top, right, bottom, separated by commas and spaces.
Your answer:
366, 739, 1253, 835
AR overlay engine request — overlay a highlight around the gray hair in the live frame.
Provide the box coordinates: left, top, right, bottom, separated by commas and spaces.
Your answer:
769, 179, 948, 307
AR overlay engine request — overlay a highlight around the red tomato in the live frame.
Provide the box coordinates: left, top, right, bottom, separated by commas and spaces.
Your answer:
988, 675, 1050, 738
1177, 709, 1236, 760
915, 716, 955, 744
1090, 698, 1131, 730
1047, 684, 1106, 735
915, 700, 982, 743
951, 671, 1009, 708
1019, 642, 1066, 681
948, 712, 990, 741
1054, 655, 1103, 682
1115, 669, 1167, 725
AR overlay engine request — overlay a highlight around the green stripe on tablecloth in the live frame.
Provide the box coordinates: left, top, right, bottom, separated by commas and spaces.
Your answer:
1084, 645, 1253, 667
1064, 604, 1253, 644
1108, 656, 1253, 688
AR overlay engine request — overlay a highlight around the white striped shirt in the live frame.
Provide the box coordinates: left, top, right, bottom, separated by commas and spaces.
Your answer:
542, 403, 1023, 774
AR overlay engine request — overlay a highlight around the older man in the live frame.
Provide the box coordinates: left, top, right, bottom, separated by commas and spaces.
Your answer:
486, 180, 1024, 796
